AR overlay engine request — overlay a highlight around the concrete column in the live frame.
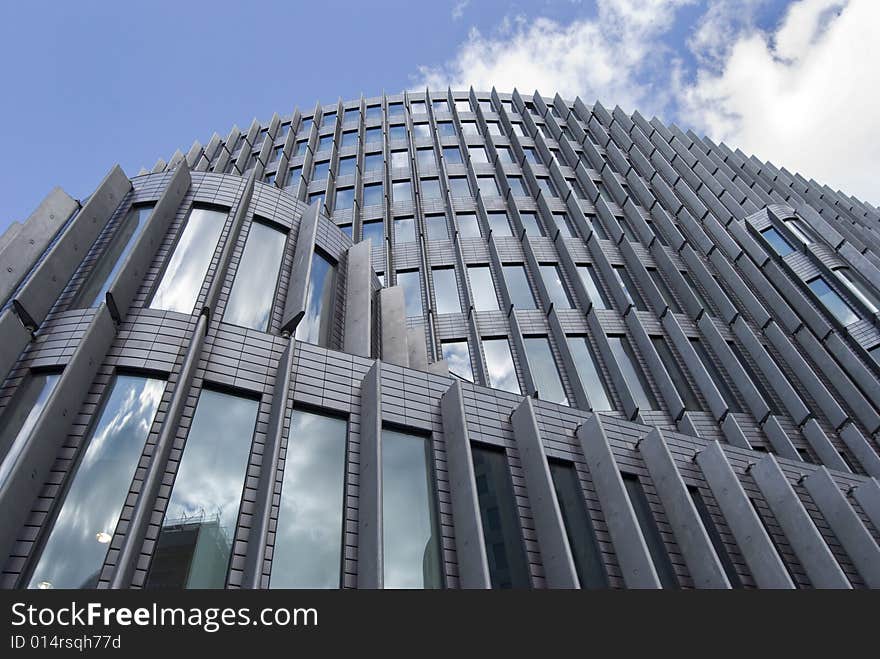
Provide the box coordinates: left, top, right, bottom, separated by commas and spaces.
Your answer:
750, 454, 850, 588
379, 286, 408, 367
850, 478, 880, 533
0, 308, 31, 388
638, 429, 731, 588
406, 326, 428, 371
695, 441, 794, 588
576, 414, 661, 588
439, 381, 491, 588
510, 397, 579, 588
357, 361, 383, 588
343, 240, 373, 357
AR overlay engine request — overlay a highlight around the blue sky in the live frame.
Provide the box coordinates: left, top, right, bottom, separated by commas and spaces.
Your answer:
0, 0, 875, 234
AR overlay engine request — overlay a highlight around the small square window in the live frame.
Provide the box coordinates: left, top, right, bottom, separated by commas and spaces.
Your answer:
426, 214, 449, 240
391, 150, 409, 169
335, 187, 355, 210
449, 177, 472, 197
437, 122, 456, 137
468, 146, 489, 163
455, 100, 472, 112
364, 127, 382, 143
443, 146, 462, 164
363, 153, 383, 172
417, 148, 436, 168
338, 156, 356, 177
413, 123, 431, 139
457, 213, 481, 238
365, 105, 382, 121
341, 131, 358, 148
395, 217, 416, 243
389, 125, 407, 141
421, 178, 442, 200
363, 182, 384, 206
433, 99, 449, 112
312, 160, 330, 181
392, 180, 413, 203
507, 176, 528, 196
461, 121, 479, 136
477, 176, 500, 197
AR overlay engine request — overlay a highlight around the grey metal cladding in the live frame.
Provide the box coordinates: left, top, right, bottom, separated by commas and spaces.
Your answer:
105, 164, 192, 322
12, 165, 131, 329
0, 309, 31, 388
0, 187, 79, 307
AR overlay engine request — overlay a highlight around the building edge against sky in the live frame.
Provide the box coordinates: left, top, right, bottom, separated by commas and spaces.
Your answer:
0, 89, 879, 590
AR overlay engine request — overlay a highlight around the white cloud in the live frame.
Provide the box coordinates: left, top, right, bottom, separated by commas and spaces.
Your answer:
413, 0, 878, 204
415, 1, 696, 116
681, 0, 879, 203
452, 0, 469, 20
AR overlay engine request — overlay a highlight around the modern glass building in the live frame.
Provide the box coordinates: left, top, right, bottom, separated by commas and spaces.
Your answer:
1, 90, 879, 590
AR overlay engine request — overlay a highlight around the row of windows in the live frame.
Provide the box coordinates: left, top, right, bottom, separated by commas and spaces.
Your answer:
6, 371, 738, 589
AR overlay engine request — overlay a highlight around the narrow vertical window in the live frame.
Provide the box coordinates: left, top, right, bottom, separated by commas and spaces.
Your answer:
441, 340, 473, 381
224, 221, 287, 331
567, 337, 614, 411
468, 265, 498, 311
394, 216, 416, 243
760, 227, 795, 257
613, 266, 648, 311
808, 276, 860, 325
456, 213, 481, 238
482, 338, 520, 394
382, 430, 443, 589
271, 411, 347, 589
687, 485, 743, 588
425, 214, 449, 240
607, 335, 658, 410
150, 207, 227, 314
72, 204, 155, 309
519, 212, 543, 236
549, 460, 608, 588
523, 336, 568, 405
577, 265, 610, 310
651, 336, 701, 411
539, 264, 573, 309
28, 375, 164, 589
145, 389, 259, 589
432, 267, 462, 314
396, 270, 423, 318
471, 445, 531, 588
622, 473, 678, 588
502, 265, 536, 309
487, 212, 512, 236
295, 252, 337, 346
690, 339, 743, 413
361, 220, 384, 246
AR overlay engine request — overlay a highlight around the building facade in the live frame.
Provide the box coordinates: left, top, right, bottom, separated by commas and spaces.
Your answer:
1, 89, 879, 589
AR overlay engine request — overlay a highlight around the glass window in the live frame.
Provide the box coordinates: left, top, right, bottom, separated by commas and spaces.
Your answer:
308, 192, 325, 207
468, 265, 498, 311
432, 267, 461, 314
552, 213, 574, 239
454, 99, 472, 112
808, 276, 860, 325
537, 177, 558, 198
524, 336, 568, 405
540, 264, 572, 309
363, 153, 383, 172
442, 146, 462, 164
519, 212, 543, 236
588, 213, 609, 240
27, 374, 164, 590
417, 148, 436, 168
340, 131, 358, 148
394, 216, 416, 243
425, 214, 449, 240
364, 127, 382, 144
437, 122, 455, 137
0, 371, 61, 491
150, 207, 227, 314
335, 186, 354, 210
143, 390, 257, 591
619, 216, 639, 242
648, 268, 682, 314
285, 166, 302, 189
608, 335, 658, 410
482, 338, 520, 394
298, 118, 312, 135
365, 105, 381, 121
270, 411, 347, 589
511, 123, 527, 137
296, 251, 337, 346
339, 224, 353, 239
392, 181, 413, 204
835, 268, 880, 313
72, 204, 155, 309
477, 176, 500, 197
432, 99, 449, 112
321, 111, 337, 127
486, 121, 503, 136
623, 474, 678, 588
461, 121, 479, 136
410, 99, 427, 113
361, 220, 384, 246
337, 156, 356, 177
502, 264, 536, 309
522, 147, 541, 165
442, 340, 473, 381
397, 270, 423, 317
468, 146, 489, 163
549, 460, 608, 588
224, 221, 287, 331
471, 445, 530, 588
613, 265, 648, 311
577, 265, 610, 310
312, 160, 329, 181
363, 182, 383, 207
651, 336, 701, 411
421, 178, 442, 200
449, 176, 471, 197
507, 176, 527, 196
456, 213, 481, 238
567, 336, 613, 411
316, 135, 333, 153
391, 150, 409, 169
496, 146, 514, 163
388, 103, 404, 118
382, 429, 442, 589
690, 339, 743, 413
412, 123, 431, 139
760, 227, 795, 257
487, 212, 511, 236
389, 125, 407, 141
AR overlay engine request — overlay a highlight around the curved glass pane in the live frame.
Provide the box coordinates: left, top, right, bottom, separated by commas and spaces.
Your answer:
295, 252, 337, 346
381, 429, 442, 589
28, 375, 164, 589
482, 338, 520, 394
150, 207, 227, 314
224, 221, 287, 331
145, 389, 259, 589
271, 411, 347, 589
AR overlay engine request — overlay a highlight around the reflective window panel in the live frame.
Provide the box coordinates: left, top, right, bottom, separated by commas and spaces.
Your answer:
224, 221, 287, 331
482, 338, 520, 394
468, 265, 498, 311
295, 252, 337, 346
441, 340, 474, 382
432, 267, 461, 314
523, 336, 568, 405
566, 336, 614, 411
